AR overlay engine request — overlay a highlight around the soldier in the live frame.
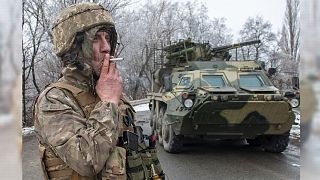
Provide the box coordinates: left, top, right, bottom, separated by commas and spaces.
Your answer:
33, 3, 164, 180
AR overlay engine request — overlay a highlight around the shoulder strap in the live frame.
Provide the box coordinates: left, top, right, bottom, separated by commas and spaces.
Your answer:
49, 82, 83, 95
49, 82, 100, 118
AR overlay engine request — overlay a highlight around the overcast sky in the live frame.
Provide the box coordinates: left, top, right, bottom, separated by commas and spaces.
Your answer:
199, 0, 286, 38
130, 0, 286, 41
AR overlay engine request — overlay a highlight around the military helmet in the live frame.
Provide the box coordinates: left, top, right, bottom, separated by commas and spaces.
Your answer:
52, 3, 117, 57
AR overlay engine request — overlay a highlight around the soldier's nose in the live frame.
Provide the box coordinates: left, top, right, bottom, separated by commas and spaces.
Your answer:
100, 38, 110, 54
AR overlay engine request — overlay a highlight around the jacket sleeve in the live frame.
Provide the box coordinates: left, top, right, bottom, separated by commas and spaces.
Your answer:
34, 87, 119, 177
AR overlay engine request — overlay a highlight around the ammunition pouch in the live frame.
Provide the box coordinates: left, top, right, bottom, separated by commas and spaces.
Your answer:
126, 147, 165, 180
149, 148, 164, 178
126, 152, 145, 180
102, 146, 127, 180
123, 127, 165, 180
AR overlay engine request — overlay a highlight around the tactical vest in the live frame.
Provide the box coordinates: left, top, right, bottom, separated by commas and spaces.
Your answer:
36, 82, 164, 180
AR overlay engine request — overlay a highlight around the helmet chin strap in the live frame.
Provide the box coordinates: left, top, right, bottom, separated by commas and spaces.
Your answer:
91, 71, 98, 95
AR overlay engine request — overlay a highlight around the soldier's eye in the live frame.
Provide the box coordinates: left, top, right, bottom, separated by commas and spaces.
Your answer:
93, 35, 99, 41
105, 36, 110, 43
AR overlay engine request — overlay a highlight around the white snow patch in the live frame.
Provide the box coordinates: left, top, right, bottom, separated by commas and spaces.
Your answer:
292, 164, 300, 167
290, 124, 300, 140
133, 103, 149, 112
290, 110, 300, 140
293, 110, 300, 125
22, 126, 34, 136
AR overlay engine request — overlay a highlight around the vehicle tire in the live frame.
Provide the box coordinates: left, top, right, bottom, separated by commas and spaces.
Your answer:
289, 98, 300, 108
162, 114, 183, 153
260, 133, 290, 153
157, 108, 165, 145
246, 138, 261, 146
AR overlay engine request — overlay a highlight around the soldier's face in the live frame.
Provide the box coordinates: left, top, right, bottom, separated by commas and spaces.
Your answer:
92, 31, 111, 76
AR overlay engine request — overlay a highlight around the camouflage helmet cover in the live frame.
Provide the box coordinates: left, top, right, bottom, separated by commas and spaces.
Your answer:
52, 3, 116, 57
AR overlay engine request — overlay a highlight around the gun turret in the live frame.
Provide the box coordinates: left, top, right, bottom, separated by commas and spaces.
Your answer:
154, 39, 261, 70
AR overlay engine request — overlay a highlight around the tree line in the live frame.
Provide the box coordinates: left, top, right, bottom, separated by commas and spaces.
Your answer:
21, 0, 300, 127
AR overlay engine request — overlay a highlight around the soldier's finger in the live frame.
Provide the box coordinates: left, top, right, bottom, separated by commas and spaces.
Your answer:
100, 55, 110, 75
108, 62, 116, 75
114, 69, 120, 80
118, 74, 123, 84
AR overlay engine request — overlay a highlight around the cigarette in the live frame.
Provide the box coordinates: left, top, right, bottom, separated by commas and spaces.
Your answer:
110, 58, 124, 62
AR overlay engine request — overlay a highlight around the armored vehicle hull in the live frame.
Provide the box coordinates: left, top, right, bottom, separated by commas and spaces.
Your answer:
166, 100, 294, 137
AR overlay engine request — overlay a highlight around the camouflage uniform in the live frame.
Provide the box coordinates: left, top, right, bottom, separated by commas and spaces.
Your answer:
34, 3, 164, 180
34, 64, 122, 179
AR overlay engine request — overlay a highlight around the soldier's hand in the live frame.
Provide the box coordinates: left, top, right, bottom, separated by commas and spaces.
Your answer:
96, 55, 123, 105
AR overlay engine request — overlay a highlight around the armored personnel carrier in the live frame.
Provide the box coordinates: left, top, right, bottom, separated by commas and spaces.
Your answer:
147, 38, 295, 153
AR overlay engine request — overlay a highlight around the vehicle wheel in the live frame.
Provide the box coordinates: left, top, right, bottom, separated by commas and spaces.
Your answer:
246, 138, 261, 146
157, 108, 165, 145
260, 133, 290, 153
162, 114, 183, 153
289, 98, 300, 108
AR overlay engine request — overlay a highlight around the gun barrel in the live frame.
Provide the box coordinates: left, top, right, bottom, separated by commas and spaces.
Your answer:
166, 47, 194, 59
212, 40, 261, 52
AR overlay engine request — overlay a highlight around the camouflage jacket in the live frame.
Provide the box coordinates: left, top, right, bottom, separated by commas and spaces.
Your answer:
34, 63, 126, 178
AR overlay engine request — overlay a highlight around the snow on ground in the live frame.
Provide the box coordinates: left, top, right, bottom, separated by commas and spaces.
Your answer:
290, 109, 300, 140
22, 126, 35, 136
292, 164, 300, 167
290, 124, 300, 140
293, 109, 300, 125
133, 103, 149, 112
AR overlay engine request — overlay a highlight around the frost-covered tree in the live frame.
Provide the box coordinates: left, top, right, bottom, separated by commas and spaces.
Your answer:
278, 0, 300, 75
238, 16, 277, 61
271, 0, 300, 89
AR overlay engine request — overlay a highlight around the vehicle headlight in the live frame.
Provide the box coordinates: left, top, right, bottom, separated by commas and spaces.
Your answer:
184, 99, 193, 108
264, 95, 272, 101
